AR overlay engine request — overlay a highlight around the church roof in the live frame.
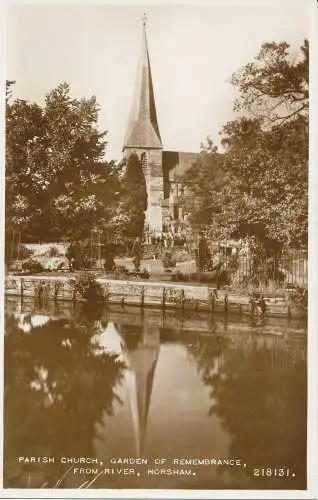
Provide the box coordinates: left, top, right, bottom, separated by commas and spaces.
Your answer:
123, 24, 163, 150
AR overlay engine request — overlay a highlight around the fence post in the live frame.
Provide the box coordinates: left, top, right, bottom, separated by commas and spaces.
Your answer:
141, 286, 145, 308
224, 293, 228, 314
162, 287, 166, 309
208, 288, 214, 313
54, 280, 58, 302
72, 279, 76, 302
181, 289, 185, 310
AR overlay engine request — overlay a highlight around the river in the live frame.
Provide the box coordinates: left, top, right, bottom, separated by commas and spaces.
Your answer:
3, 297, 307, 490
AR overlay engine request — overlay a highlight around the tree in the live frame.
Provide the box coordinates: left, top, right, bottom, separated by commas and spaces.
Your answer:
5, 82, 120, 246
117, 153, 147, 240
182, 40, 308, 252
5, 94, 44, 239
181, 139, 232, 240
231, 40, 308, 126
220, 114, 308, 249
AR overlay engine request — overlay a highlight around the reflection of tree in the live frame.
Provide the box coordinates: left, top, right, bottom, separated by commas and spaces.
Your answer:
190, 333, 307, 489
187, 333, 228, 383
4, 309, 125, 488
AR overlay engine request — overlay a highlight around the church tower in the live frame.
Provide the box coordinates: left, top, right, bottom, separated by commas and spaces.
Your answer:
123, 16, 164, 232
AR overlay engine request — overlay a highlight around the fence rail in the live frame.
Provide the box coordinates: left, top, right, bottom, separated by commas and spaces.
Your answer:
222, 254, 308, 288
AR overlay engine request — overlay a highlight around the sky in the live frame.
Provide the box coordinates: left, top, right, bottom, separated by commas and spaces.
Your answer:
5, 1, 310, 162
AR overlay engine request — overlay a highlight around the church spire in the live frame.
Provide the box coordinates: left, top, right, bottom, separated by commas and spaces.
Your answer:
123, 17, 163, 150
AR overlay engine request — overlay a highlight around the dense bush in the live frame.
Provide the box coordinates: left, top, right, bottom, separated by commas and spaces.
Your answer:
74, 273, 105, 303
47, 246, 60, 258
171, 270, 189, 282
17, 245, 34, 261
22, 259, 44, 274
172, 249, 192, 263
111, 266, 130, 280
288, 286, 307, 311
139, 268, 150, 280
173, 236, 186, 246
103, 243, 116, 272
163, 251, 176, 271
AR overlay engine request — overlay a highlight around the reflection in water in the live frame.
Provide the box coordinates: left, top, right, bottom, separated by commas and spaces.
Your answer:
4, 303, 125, 488
3, 298, 307, 490
92, 321, 160, 456
187, 331, 307, 489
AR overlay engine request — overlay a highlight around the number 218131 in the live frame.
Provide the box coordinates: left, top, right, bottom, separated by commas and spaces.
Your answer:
253, 468, 293, 478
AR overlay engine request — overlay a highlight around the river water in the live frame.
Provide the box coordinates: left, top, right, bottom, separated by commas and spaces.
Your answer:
3, 297, 307, 490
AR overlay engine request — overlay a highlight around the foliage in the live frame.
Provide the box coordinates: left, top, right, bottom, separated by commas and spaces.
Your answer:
110, 265, 130, 280
162, 251, 176, 270
16, 245, 34, 261
171, 270, 189, 282
22, 259, 44, 275
5, 82, 120, 244
182, 139, 229, 240
138, 268, 150, 280
131, 237, 143, 272
74, 273, 105, 303
181, 41, 308, 252
196, 234, 212, 271
66, 241, 90, 270
101, 242, 116, 272
220, 115, 308, 248
231, 40, 308, 126
116, 154, 147, 239
66, 237, 116, 271
133, 256, 141, 272
47, 246, 60, 258
288, 286, 307, 311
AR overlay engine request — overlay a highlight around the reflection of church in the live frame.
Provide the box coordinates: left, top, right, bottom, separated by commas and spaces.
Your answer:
95, 321, 160, 455
122, 20, 199, 233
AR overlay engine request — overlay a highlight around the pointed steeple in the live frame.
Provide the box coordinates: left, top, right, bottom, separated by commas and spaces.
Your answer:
125, 340, 160, 455
94, 322, 160, 455
123, 17, 163, 150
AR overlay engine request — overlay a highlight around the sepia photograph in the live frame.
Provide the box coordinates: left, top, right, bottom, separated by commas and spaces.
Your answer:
1, 0, 316, 497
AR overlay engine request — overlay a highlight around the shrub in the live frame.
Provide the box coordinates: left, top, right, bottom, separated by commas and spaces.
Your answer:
22, 259, 44, 274
133, 255, 141, 272
173, 249, 192, 263
18, 245, 34, 260
173, 236, 186, 246
171, 270, 188, 282
139, 268, 150, 280
288, 286, 307, 310
111, 266, 130, 280
104, 255, 115, 272
163, 251, 176, 270
102, 242, 116, 272
47, 246, 60, 257
75, 272, 105, 303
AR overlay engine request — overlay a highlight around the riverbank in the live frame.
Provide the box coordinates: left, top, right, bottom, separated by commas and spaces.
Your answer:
5, 274, 306, 319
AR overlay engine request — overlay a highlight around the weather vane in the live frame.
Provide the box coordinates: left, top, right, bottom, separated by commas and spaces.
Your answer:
142, 13, 147, 27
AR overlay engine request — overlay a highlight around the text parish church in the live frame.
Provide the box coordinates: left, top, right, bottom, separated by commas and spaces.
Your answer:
122, 18, 199, 234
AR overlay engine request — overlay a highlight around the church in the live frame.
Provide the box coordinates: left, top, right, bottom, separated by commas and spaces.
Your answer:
122, 19, 199, 234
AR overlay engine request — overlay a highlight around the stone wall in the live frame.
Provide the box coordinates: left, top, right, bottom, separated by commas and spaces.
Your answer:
4, 275, 306, 319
